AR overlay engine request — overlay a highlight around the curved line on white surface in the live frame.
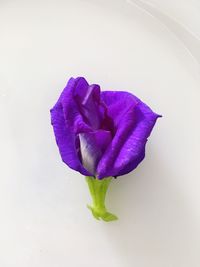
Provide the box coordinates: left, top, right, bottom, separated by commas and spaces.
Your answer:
126, 0, 200, 64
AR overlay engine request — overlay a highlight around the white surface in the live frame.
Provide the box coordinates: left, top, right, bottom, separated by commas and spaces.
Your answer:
0, 1, 200, 266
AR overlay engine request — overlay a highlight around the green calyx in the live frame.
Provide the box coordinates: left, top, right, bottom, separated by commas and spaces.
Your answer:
85, 176, 118, 222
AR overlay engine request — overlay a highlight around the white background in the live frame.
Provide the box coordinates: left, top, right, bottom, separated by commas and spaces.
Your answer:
0, 0, 200, 266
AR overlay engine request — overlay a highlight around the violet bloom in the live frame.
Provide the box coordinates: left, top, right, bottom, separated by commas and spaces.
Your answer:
50, 77, 161, 221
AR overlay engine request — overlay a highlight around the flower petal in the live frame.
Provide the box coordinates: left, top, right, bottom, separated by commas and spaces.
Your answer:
50, 101, 92, 176
61, 77, 92, 134
74, 83, 104, 130
79, 130, 112, 175
101, 91, 138, 130
50, 77, 92, 176
97, 91, 160, 178
114, 103, 160, 176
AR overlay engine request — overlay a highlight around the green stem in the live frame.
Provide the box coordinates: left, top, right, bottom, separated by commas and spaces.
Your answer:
85, 176, 118, 222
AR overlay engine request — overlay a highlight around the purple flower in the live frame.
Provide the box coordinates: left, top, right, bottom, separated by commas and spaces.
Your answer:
50, 77, 160, 179
50, 77, 161, 221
